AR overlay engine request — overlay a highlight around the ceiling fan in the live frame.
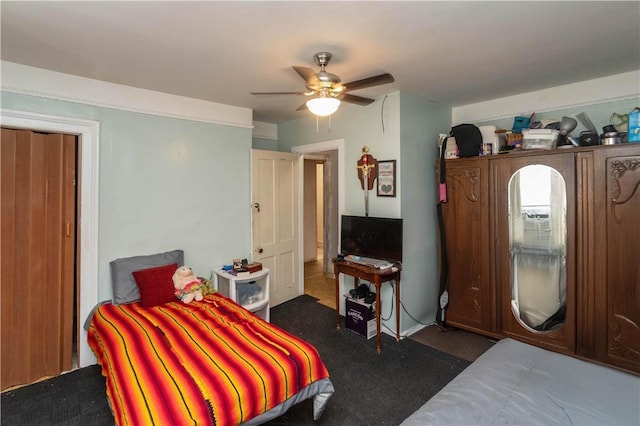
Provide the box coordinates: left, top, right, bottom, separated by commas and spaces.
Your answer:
251, 52, 395, 116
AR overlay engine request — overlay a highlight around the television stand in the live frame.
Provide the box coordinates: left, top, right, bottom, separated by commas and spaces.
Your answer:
333, 258, 402, 354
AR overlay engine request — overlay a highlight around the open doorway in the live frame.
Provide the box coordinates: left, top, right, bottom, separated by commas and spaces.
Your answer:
303, 159, 334, 308
302, 159, 324, 263
293, 139, 344, 310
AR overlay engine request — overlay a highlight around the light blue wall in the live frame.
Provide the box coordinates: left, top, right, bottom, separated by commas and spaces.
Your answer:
1, 91, 253, 302
399, 93, 451, 331
252, 137, 278, 151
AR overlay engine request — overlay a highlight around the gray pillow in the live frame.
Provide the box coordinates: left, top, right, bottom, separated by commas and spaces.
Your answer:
110, 249, 184, 305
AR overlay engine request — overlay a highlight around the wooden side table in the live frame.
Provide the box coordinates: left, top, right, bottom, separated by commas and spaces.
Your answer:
333, 259, 401, 353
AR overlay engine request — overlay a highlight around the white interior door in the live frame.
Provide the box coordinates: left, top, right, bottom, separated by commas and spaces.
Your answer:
251, 149, 299, 306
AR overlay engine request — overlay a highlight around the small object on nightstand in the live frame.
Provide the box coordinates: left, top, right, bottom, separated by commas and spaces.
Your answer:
233, 258, 243, 270
228, 268, 250, 277
245, 262, 262, 273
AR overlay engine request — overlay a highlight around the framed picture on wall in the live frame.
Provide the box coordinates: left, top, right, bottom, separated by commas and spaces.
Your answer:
377, 160, 396, 197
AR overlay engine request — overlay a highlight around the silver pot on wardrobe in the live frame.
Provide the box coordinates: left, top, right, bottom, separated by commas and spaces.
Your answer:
601, 131, 625, 145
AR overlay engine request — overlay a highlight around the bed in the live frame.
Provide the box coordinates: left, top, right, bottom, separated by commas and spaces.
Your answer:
401, 338, 640, 426
87, 250, 334, 425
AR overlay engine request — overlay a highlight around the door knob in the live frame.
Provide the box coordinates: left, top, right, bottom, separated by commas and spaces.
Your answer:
257, 248, 263, 253
253, 202, 260, 212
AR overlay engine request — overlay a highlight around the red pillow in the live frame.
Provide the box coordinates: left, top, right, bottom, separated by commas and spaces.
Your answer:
133, 263, 178, 307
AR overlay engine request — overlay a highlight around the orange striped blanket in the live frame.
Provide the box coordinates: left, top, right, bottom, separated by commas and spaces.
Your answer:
88, 293, 330, 425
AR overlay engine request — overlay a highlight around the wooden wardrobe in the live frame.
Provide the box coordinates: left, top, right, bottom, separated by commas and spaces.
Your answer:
440, 143, 640, 374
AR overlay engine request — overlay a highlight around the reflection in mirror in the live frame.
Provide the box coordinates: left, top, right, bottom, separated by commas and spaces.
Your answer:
509, 165, 567, 332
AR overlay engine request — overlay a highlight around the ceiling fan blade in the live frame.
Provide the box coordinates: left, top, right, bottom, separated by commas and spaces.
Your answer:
296, 102, 308, 111
293, 66, 319, 85
339, 93, 375, 106
251, 91, 307, 95
343, 73, 395, 92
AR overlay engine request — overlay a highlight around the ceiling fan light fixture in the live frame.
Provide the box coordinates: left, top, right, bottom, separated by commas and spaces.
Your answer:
251, 51, 394, 118
306, 96, 341, 116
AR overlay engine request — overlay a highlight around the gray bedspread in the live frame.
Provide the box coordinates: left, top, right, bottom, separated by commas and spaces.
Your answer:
401, 338, 640, 425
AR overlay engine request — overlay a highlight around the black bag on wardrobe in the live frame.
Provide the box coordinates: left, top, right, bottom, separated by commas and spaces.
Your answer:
451, 124, 482, 157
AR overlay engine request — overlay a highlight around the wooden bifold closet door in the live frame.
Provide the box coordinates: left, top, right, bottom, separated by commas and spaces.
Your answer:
1, 128, 77, 391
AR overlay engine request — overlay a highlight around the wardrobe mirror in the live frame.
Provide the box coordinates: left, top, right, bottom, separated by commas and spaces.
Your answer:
508, 165, 567, 332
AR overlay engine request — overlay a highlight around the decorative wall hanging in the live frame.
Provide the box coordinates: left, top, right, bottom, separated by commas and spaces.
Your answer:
377, 160, 396, 197
356, 146, 377, 216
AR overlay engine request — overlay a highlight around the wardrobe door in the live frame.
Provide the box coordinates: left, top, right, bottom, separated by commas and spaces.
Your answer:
440, 157, 496, 336
496, 152, 576, 354
575, 152, 597, 360
597, 145, 640, 373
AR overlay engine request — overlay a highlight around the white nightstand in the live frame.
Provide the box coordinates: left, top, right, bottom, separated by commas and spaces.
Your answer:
213, 268, 270, 322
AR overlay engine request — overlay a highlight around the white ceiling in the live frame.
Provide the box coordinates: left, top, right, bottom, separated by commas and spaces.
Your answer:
2, 1, 639, 124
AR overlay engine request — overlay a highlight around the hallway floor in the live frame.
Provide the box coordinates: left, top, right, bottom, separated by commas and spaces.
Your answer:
303, 256, 335, 309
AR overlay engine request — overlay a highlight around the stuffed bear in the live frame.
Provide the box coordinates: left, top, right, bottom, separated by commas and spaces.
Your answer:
173, 266, 204, 304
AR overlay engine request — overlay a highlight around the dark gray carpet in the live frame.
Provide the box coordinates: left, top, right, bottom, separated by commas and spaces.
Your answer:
1, 295, 469, 425
268, 295, 470, 425
1, 365, 113, 425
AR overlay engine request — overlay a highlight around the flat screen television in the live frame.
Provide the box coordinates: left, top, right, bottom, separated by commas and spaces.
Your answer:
340, 215, 403, 263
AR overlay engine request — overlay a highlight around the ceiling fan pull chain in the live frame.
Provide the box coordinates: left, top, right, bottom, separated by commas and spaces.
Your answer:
381, 94, 388, 134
